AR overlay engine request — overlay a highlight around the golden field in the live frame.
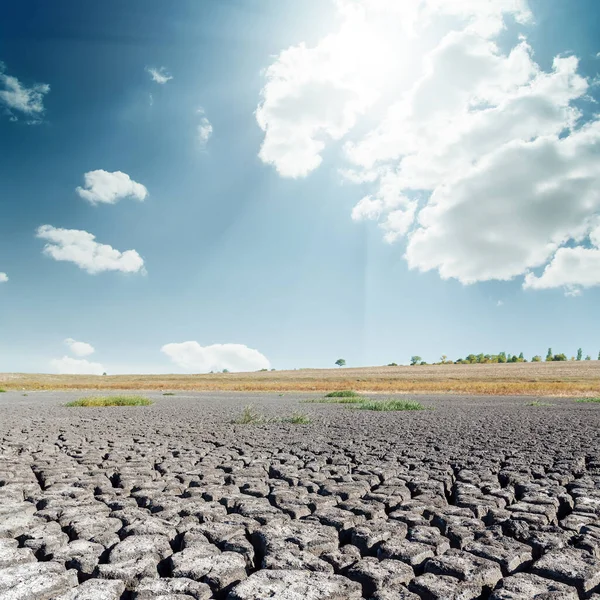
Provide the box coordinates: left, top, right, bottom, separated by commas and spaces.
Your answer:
1, 361, 600, 396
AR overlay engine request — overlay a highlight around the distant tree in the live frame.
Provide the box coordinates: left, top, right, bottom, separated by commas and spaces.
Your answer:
577, 348, 583, 361
518, 352, 525, 362
410, 356, 422, 366
510, 355, 519, 363
598, 351, 600, 361
546, 348, 553, 361
586, 355, 591, 361
387, 362, 398, 367
440, 355, 448, 364
498, 352, 507, 363
531, 355, 542, 362
552, 354, 567, 362
222, 369, 229, 373
102, 372, 107, 376
335, 358, 346, 367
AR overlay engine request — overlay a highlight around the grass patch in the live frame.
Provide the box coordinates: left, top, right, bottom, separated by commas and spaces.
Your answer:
575, 397, 600, 403
66, 395, 152, 407
0, 388, 5, 393
162, 392, 176, 396
233, 405, 267, 424
528, 400, 552, 407
324, 390, 360, 398
281, 412, 311, 424
302, 396, 365, 404
233, 405, 311, 425
355, 399, 425, 411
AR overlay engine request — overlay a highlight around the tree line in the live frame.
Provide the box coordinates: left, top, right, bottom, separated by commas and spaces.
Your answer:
409, 348, 600, 366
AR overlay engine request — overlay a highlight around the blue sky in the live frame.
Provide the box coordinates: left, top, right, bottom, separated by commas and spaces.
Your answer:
1, 0, 599, 374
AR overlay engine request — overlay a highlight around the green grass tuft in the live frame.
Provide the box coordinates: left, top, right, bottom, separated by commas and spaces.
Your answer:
233, 405, 266, 424
0, 388, 6, 393
575, 397, 600, 403
324, 390, 360, 398
281, 412, 311, 424
233, 405, 311, 425
162, 392, 176, 396
302, 396, 365, 404
66, 395, 152, 407
355, 399, 425, 411
528, 400, 552, 407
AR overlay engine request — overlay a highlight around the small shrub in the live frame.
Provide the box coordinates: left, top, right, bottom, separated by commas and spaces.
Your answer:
356, 400, 425, 411
387, 362, 398, 367
163, 392, 176, 396
575, 397, 600, 404
325, 390, 360, 398
528, 401, 552, 407
66, 396, 152, 407
0, 388, 6, 393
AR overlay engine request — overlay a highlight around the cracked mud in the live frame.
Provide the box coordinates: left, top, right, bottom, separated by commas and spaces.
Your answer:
1, 391, 600, 599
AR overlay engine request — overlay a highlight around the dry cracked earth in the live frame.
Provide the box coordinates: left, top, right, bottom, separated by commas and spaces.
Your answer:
2, 391, 600, 600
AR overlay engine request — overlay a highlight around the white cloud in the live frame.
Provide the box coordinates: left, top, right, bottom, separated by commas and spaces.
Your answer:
161, 341, 270, 373
497, 300, 504, 307
197, 109, 213, 147
146, 66, 173, 84
0, 273, 7, 283
64, 338, 95, 357
259, 0, 600, 293
0, 61, 50, 122
76, 170, 148, 205
50, 356, 104, 376
36, 225, 145, 275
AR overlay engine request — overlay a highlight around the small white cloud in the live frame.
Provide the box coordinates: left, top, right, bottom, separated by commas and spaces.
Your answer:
524, 246, 600, 294
146, 66, 173, 84
161, 341, 270, 373
497, 300, 504, 307
0, 272, 8, 283
197, 108, 213, 147
76, 170, 148, 205
50, 356, 104, 375
64, 338, 95, 357
36, 225, 145, 275
0, 61, 50, 122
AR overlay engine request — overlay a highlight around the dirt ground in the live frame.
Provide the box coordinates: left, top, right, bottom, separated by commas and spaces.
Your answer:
1, 391, 600, 598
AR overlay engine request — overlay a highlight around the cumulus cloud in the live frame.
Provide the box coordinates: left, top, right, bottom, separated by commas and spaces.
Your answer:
0, 61, 50, 122
50, 356, 104, 375
161, 341, 270, 373
36, 225, 145, 275
197, 108, 213, 147
0, 273, 7, 283
146, 66, 173, 84
64, 338, 95, 357
259, 0, 600, 293
76, 170, 148, 205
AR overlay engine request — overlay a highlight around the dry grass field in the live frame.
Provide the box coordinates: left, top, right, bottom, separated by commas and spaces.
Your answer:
2, 361, 600, 396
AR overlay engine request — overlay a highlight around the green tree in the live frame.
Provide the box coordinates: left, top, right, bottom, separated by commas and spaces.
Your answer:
552, 353, 567, 361
585, 356, 591, 361
531, 355, 542, 362
410, 356, 422, 366
577, 348, 583, 361
498, 352, 507, 363
335, 358, 346, 367
518, 352, 525, 362
598, 351, 600, 361
546, 348, 553, 361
